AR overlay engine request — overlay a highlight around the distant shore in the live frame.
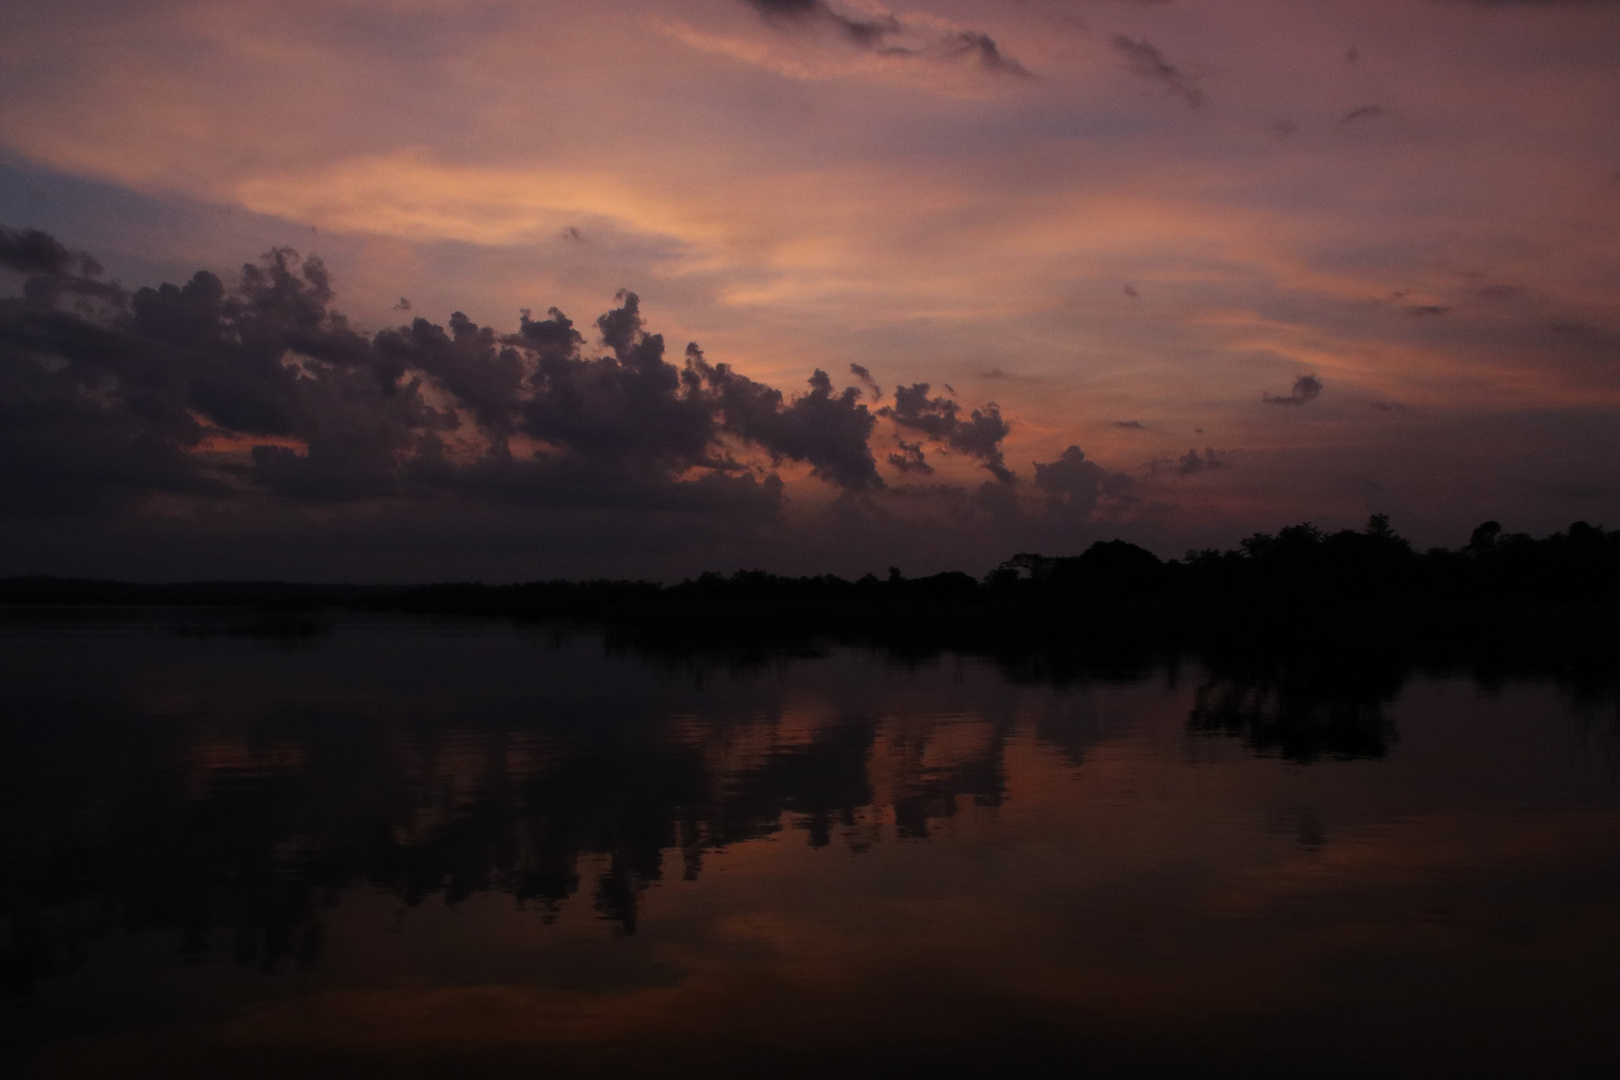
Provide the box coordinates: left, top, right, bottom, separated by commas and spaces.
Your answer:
3, 518, 1617, 687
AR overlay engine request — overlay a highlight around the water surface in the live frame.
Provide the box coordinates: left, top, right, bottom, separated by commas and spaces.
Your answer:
3, 615, 1619, 1077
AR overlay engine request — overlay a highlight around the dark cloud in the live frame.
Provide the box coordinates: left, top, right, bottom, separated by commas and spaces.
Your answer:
951, 406, 1016, 482
742, 0, 1030, 76
1547, 319, 1612, 336
1174, 446, 1223, 476
1407, 304, 1450, 317
1146, 446, 1224, 478
742, 0, 902, 49
887, 438, 932, 475
0, 228, 1167, 580
1, 224, 126, 310
880, 383, 1015, 483
249, 362, 447, 503
374, 311, 525, 438
849, 362, 881, 400
1113, 420, 1145, 429
691, 345, 882, 490
0, 225, 78, 276
1534, 319, 1620, 377
1339, 104, 1387, 126
1032, 446, 1132, 515
1111, 36, 1203, 108
1123, 284, 1140, 298
940, 31, 1032, 78
0, 229, 915, 539
1264, 374, 1324, 406
0, 310, 222, 514
508, 292, 726, 485
127, 251, 375, 436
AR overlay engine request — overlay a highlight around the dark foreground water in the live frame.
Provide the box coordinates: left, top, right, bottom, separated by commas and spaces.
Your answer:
2, 615, 1619, 1078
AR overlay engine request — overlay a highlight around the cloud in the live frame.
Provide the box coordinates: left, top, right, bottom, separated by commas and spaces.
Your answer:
1032, 446, 1132, 515
849, 362, 881, 400
1339, 104, 1387, 126
886, 438, 932, 475
1176, 447, 1224, 476
1, 225, 80, 276
1111, 36, 1203, 107
1264, 375, 1324, 406
375, 312, 525, 439
1146, 446, 1225, 478
0, 231, 899, 531
742, 0, 899, 48
938, 31, 1032, 78
691, 345, 883, 490
880, 383, 1015, 483
739, 0, 1031, 77
1, 228, 1181, 579
1113, 420, 1146, 429
1, 224, 124, 310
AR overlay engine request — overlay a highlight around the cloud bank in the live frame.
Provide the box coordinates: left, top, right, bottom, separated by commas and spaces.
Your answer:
0, 227, 1131, 580
5, 0, 1619, 567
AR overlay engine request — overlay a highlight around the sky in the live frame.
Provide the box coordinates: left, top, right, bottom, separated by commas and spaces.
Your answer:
1, 0, 1618, 582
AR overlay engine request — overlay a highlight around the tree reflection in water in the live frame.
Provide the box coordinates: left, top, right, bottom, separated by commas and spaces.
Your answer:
1187, 655, 1404, 762
0, 618, 1614, 1011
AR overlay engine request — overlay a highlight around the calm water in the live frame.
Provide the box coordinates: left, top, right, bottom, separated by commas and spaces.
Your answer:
3, 615, 1620, 1078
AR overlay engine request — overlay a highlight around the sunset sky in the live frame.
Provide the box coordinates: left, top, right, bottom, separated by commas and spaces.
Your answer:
2, 0, 1619, 581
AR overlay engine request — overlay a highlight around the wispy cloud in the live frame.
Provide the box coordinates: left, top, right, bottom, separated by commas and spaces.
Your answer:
1264, 375, 1324, 407
735, 0, 1032, 78
1111, 36, 1203, 107
1339, 104, 1387, 127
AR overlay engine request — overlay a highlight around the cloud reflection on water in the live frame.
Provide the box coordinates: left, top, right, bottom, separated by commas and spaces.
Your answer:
1, 620, 1619, 1077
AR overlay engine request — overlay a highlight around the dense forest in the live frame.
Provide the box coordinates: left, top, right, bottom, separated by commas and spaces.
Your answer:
3, 516, 1618, 668
6, 515, 1617, 605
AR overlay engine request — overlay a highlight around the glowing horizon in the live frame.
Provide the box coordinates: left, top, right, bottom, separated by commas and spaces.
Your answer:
3, 0, 1619, 580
